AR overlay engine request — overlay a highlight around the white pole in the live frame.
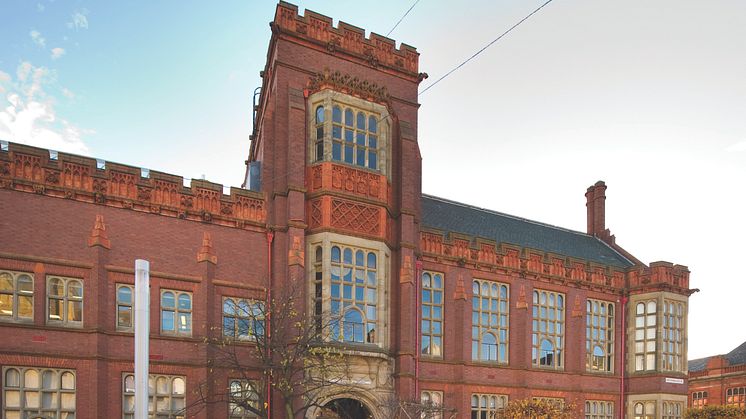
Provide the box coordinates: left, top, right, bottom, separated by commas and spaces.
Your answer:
135, 259, 150, 419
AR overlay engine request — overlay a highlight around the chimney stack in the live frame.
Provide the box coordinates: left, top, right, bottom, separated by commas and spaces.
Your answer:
586, 181, 607, 237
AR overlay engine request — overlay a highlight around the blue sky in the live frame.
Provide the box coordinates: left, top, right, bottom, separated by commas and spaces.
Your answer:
2, 0, 745, 359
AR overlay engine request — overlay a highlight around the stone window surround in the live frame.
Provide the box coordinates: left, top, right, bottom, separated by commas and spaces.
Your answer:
586, 298, 615, 373
307, 90, 391, 180
0, 270, 34, 323
627, 292, 689, 375
306, 232, 390, 350
627, 394, 688, 419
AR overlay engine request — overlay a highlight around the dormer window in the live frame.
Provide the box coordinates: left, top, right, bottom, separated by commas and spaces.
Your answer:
309, 90, 390, 177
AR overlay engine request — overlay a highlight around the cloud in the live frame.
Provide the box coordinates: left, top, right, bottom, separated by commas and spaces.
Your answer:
726, 141, 746, 152
0, 62, 91, 155
51, 47, 66, 60
37, 3, 45, 12
30, 30, 46, 48
61, 88, 74, 99
67, 9, 89, 30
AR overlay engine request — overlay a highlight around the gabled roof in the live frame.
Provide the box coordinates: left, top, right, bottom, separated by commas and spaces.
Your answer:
688, 340, 746, 372
420, 195, 634, 269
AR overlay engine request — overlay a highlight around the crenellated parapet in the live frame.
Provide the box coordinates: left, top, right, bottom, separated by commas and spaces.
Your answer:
419, 230, 627, 291
0, 142, 266, 228
627, 261, 691, 294
273, 1, 420, 77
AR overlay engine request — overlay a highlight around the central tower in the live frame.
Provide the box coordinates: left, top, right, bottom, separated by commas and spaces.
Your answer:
246, 2, 427, 414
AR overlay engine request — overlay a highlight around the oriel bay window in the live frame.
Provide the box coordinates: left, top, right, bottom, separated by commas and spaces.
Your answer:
309, 235, 388, 347
329, 245, 377, 343
472, 280, 509, 363
586, 299, 614, 372
662, 299, 685, 372
309, 91, 389, 176
532, 290, 565, 369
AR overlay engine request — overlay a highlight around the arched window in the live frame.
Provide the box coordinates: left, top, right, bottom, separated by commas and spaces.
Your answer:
314, 106, 325, 161
311, 92, 387, 173
634, 401, 656, 419
585, 400, 613, 419
472, 280, 509, 363
634, 300, 657, 371
161, 290, 192, 336
2, 367, 76, 418
122, 373, 185, 418
47, 276, 83, 327
117, 284, 134, 330
0, 271, 34, 321
329, 245, 379, 344
532, 290, 564, 369
662, 300, 685, 372
587, 299, 614, 372
422, 271, 444, 358
343, 309, 364, 343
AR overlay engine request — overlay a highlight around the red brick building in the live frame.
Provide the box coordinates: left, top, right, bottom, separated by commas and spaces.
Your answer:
688, 342, 746, 410
1, 2, 695, 418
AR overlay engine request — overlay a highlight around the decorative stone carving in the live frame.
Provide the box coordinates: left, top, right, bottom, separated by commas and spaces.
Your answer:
308, 68, 389, 104
330, 198, 380, 236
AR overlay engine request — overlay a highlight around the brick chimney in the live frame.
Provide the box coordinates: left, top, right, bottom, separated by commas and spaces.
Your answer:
586, 181, 608, 238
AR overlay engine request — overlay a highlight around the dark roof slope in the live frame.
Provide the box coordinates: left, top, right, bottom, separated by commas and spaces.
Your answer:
688, 357, 710, 372
688, 340, 746, 372
421, 195, 633, 269
726, 340, 746, 366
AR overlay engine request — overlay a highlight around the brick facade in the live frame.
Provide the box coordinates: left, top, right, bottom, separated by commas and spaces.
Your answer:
0, 2, 695, 418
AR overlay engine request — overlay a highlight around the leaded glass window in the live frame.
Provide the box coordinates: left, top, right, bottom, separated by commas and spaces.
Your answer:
727, 387, 746, 408
471, 394, 507, 419
633, 401, 655, 419
532, 290, 564, 369
0, 271, 33, 321
586, 299, 614, 372
421, 271, 443, 358
330, 245, 378, 343
662, 300, 685, 372
472, 280, 508, 363
2, 367, 76, 419
662, 401, 682, 419
585, 400, 613, 419
122, 374, 185, 419
634, 301, 657, 371
47, 276, 83, 327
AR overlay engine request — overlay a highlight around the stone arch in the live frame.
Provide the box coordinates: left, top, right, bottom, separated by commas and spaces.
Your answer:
307, 390, 386, 419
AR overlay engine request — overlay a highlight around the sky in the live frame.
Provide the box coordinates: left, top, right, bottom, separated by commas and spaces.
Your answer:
1, 0, 744, 360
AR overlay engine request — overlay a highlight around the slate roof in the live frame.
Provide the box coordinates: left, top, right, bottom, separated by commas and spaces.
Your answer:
688, 340, 746, 372
420, 195, 634, 269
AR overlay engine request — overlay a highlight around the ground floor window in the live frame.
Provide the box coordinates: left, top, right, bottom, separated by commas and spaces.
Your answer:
471, 393, 507, 418
2, 366, 76, 419
585, 400, 613, 419
122, 373, 185, 418
633, 401, 655, 419
421, 391, 443, 419
228, 379, 259, 418
662, 401, 682, 419
691, 391, 707, 408
727, 387, 746, 408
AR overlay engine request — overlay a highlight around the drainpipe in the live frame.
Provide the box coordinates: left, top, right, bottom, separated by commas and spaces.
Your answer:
415, 260, 423, 400
620, 295, 628, 419
266, 230, 274, 418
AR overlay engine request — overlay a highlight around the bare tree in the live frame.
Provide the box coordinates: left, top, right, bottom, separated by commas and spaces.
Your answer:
496, 398, 578, 419
194, 282, 360, 418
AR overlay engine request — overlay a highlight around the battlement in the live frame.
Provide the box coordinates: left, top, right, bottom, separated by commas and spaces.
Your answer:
628, 260, 690, 292
0, 142, 266, 228
273, 1, 419, 76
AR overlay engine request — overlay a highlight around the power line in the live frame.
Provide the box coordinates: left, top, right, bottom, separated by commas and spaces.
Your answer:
419, 0, 555, 96
387, 0, 421, 37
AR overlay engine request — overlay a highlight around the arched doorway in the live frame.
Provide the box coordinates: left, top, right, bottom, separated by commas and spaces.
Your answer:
317, 398, 373, 419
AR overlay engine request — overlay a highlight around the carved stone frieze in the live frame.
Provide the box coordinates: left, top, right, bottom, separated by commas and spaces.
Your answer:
308, 68, 389, 104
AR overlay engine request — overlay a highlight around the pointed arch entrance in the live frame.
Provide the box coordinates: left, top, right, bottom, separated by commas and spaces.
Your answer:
317, 398, 373, 419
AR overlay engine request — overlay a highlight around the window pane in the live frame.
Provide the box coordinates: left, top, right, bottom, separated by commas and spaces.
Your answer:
118, 286, 132, 304
177, 294, 191, 310
18, 275, 33, 293
68, 301, 83, 322
161, 292, 175, 308
333, 106, 342, 123
315, 106, 324, 123
162, 311, 175, 331
368, 115, 377, 133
